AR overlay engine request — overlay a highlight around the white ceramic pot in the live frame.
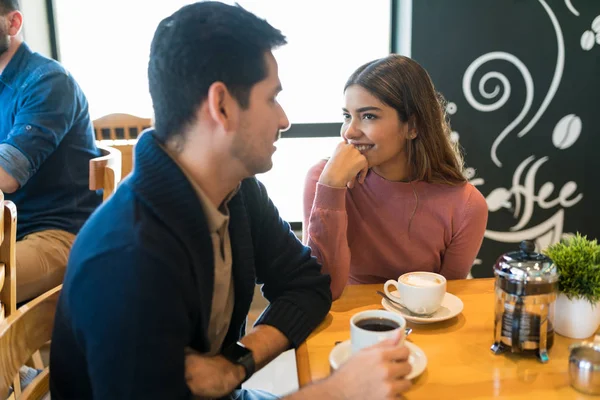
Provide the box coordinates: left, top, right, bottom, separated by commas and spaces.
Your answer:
554, 293, 600, 339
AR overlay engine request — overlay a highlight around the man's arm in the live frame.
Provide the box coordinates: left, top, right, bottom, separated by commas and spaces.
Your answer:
0, 158, 19, 192
238, 324, 289, 370
186, 329, 413, 399
185, 325, 289, 397
249, 178, 332, 346
0, 70, 82, 192
185, 179, 331, 398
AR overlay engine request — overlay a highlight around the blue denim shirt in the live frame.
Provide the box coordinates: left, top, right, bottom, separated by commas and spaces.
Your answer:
0, 43, 101, 239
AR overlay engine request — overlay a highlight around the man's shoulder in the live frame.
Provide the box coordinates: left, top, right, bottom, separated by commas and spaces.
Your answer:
74, 183, 179, 256
237, 177, 271, 213
239, 176, 264, 197
18, 52, 72, 90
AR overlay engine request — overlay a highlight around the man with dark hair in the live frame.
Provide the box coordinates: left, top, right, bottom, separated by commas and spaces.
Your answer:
0, 0, 101, 302
50, 2, 412, 399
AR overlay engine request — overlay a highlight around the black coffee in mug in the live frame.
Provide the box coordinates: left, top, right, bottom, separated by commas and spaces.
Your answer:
355, 317, 400, 332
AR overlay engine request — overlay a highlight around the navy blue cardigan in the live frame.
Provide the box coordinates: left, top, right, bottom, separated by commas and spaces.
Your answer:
49, 131, 332, 399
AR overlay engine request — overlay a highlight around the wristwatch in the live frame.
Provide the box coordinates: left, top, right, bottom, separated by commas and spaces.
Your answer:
222, 341, 256, 383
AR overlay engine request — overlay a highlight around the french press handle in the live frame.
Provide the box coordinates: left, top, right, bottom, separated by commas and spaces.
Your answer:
511, 297, 524, 352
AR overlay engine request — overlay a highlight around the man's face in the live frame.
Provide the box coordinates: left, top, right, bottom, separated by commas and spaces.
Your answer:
230, 52, 290, 176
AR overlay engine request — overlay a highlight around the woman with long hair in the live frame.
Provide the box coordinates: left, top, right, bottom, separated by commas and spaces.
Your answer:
303, 55, 488, 300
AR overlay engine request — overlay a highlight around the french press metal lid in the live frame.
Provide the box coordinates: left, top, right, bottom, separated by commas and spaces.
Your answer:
493, 240, 558, 294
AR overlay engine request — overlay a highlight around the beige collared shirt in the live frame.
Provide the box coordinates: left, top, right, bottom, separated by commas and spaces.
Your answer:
165, 147, 238, 355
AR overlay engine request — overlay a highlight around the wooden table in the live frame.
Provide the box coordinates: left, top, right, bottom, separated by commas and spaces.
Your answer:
296, 278, 597, 399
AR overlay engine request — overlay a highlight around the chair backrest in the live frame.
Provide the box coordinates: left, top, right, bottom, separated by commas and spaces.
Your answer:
92, 113, 152, 178
0, 285, 61, 400
0, 197, 17, 320
92, 113, 152, 141
89, 144, 122, 201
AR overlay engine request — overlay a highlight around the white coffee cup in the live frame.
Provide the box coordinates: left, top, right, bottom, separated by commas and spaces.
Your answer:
384, 272, 446, 315
350, 310, 406, 354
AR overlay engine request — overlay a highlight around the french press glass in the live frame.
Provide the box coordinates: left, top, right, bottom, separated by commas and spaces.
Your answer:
491, 240, 558, 362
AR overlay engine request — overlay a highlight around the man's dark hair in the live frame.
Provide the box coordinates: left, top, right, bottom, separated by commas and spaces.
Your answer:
148, 1, 286, 143
0, 0, 20, 14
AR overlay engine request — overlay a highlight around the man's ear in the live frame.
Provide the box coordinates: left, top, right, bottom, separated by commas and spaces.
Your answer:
7, 11, 23, 36
206, 82, 237, 131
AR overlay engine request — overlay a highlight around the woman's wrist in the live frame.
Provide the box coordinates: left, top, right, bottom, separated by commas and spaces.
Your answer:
318, 168, 347, 188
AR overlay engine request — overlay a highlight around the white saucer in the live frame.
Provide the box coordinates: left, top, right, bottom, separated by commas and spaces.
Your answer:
381, 291, 464, 324
329, 340, 427, 380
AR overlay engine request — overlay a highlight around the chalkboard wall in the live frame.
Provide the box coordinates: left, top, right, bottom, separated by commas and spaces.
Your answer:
411, 0, 600, 277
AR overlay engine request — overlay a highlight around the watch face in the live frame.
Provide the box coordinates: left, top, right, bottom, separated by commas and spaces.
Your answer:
225, 343, 252, 361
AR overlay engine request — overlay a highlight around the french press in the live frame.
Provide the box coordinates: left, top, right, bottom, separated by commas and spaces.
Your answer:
491, 240, 558, 362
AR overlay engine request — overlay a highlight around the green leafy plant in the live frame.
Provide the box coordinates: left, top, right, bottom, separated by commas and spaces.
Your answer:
544, 233, 600, 304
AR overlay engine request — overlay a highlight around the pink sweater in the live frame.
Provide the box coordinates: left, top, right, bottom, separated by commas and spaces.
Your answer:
303, 160, 488, 299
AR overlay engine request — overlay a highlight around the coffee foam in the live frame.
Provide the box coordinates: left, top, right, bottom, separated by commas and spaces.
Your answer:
401, 274, 442, 287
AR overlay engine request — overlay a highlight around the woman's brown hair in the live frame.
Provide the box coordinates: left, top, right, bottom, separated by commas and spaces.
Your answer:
344, 54, 466, 185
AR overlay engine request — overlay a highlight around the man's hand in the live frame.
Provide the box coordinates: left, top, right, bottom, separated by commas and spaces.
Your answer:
185, 352, 245, 398
330, 337, 412, 399
284, 331, 412, 400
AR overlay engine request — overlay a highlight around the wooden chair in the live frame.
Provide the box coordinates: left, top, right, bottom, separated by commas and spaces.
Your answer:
92, 113, 152, 141
0, 194, 17, 321
92, 113, 152, 178
89, 144, 122, 201
0, 285, 61, 400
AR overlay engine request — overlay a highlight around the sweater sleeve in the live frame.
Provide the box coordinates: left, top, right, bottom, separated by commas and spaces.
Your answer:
302, 160, 351, 300
439, 185, 489, 279
248, 178, 332, 348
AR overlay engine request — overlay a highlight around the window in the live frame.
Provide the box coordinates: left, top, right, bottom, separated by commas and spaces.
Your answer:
54, 0, 391, 222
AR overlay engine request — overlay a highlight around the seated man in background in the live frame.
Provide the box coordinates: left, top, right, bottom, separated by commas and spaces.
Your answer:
50, 2, 412, 399
0, 0, 101, 302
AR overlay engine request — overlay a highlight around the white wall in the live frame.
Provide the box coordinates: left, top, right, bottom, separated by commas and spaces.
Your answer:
20, 0, 53, 58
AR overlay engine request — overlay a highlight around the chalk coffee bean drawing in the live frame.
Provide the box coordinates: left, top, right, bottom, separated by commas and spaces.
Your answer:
552, 114, 582, 150
592, 15, 600, 33
596, 32, 600, 46
581, 30, 595, 51
450, 131, 460, 143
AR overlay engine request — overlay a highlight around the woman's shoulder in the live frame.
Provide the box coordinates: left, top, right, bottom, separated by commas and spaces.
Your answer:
451, 182, 488, 218
306, 158, 329, 181
463, 183, 488, 215
423, 181, 487, 212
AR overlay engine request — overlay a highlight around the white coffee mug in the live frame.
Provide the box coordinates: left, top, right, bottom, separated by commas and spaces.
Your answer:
350, 310, 406, 354
384, 271, 446, 315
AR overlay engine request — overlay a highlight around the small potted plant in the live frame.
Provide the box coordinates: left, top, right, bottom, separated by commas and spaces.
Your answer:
545, 233, 600, 339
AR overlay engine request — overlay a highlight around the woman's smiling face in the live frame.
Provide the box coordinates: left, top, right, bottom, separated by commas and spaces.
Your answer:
341, 84, 412, 175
